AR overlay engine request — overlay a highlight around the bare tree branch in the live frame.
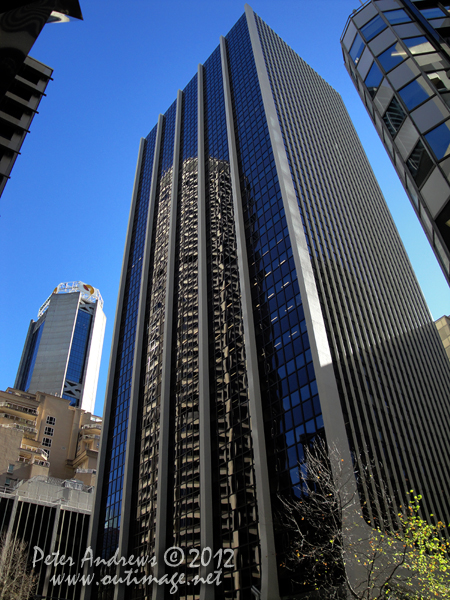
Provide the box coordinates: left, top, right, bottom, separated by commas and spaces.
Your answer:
277, 440, 450, 599
0, 534, 36, 600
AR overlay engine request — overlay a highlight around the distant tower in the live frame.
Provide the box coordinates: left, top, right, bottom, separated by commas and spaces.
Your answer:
342, 0, 450, 284
15, 282, 106, 414
0, 0, 83, 197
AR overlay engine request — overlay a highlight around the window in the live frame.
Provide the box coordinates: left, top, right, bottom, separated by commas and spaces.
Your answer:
5, 478, 11, 487
361, 16, 387, 42
46, 416, 56, 425
428, 71, 450, 106
365, 62, 383, 98
7, 464, 14, 474
425, 121, 450, 160
44, 426, 54, 437
42, 437, 52, 448
399, 78, 432, 110
378, 42, 407, 72
420, 8, 446, 19
384, 9, 411, 25
403, 36, 434, 55
415, 52, 450, 73
407, 140, 434, 186
383, 97, 406, 137
350, 33, 365, 65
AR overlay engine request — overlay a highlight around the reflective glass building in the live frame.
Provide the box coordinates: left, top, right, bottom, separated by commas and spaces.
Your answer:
342, 0, 450, 285
15, 281, 106, 414
88, 5, 450, 600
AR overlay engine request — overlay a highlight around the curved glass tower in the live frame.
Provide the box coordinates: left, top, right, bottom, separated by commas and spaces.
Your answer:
342, 0, 450, 284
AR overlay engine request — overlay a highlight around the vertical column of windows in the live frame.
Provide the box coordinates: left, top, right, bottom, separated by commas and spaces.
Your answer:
66, 309, 92, 384
21, 322, 45, 391
95, 127, 158, 600
170, 75, 201, 594
128, 102, 177, 592
203, 45, 260, 599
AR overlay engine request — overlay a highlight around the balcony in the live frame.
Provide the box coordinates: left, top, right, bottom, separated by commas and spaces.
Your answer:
0, 412, 35, 427
81, 423, 101, 431
0, 422, 37, 435
19, 444, 49, 461
75, 468, 97, 474
81, 434, 100, 441
0, 402, 37, 417
18, 456, 49, 468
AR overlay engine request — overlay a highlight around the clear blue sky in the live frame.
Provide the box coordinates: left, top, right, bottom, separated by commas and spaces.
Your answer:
1, 1, 449, 417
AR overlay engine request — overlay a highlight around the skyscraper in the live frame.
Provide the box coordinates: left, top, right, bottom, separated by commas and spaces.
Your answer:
0, 0, 83, 197
341, 0, 450, 285
15, 281, 106, 414
88, 5, 450, 599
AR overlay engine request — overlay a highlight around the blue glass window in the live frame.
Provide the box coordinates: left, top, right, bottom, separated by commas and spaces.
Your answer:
66, 310, 92, 383
399, 78, 432, 109
378, 42, 407, 71
350, 33, 365, 65
384, 9, 411, 25
361, 15, 387, 41
420, 8, 446, 19
425, 121, 450, 160
403, 36, 434, 55
364, 62, 383, 98
23, 322, 45, 391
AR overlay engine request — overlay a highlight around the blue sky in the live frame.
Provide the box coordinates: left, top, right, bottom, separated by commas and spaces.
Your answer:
1, 0, 449, 417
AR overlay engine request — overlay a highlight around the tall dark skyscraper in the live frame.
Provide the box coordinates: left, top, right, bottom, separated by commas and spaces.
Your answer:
342, 0, 450, 285
88, 5, 450, 599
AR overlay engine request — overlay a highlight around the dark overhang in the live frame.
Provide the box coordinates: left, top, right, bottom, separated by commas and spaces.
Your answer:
0, 1, 83, 21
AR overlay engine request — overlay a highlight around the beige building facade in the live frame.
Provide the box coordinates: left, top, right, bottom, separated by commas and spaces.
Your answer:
0, 387, 101, 489
436, 315, 450, 360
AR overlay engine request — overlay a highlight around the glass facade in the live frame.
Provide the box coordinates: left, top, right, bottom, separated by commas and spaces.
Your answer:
16, 286, 104, 412
90, 5, 450, 600
203, 44, 260, 597
95, 127, 158, 599
19, 321, 45, 391
341, 0, 450, 283
66, 310, 92, 383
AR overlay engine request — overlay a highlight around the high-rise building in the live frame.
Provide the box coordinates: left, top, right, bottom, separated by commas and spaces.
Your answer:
15, 282, 106, 414
88, 5, 450, 599
436, 314, 450, 359
341, 0, 450, 285
0, 0, 83, 197
0, 387, 102, 487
